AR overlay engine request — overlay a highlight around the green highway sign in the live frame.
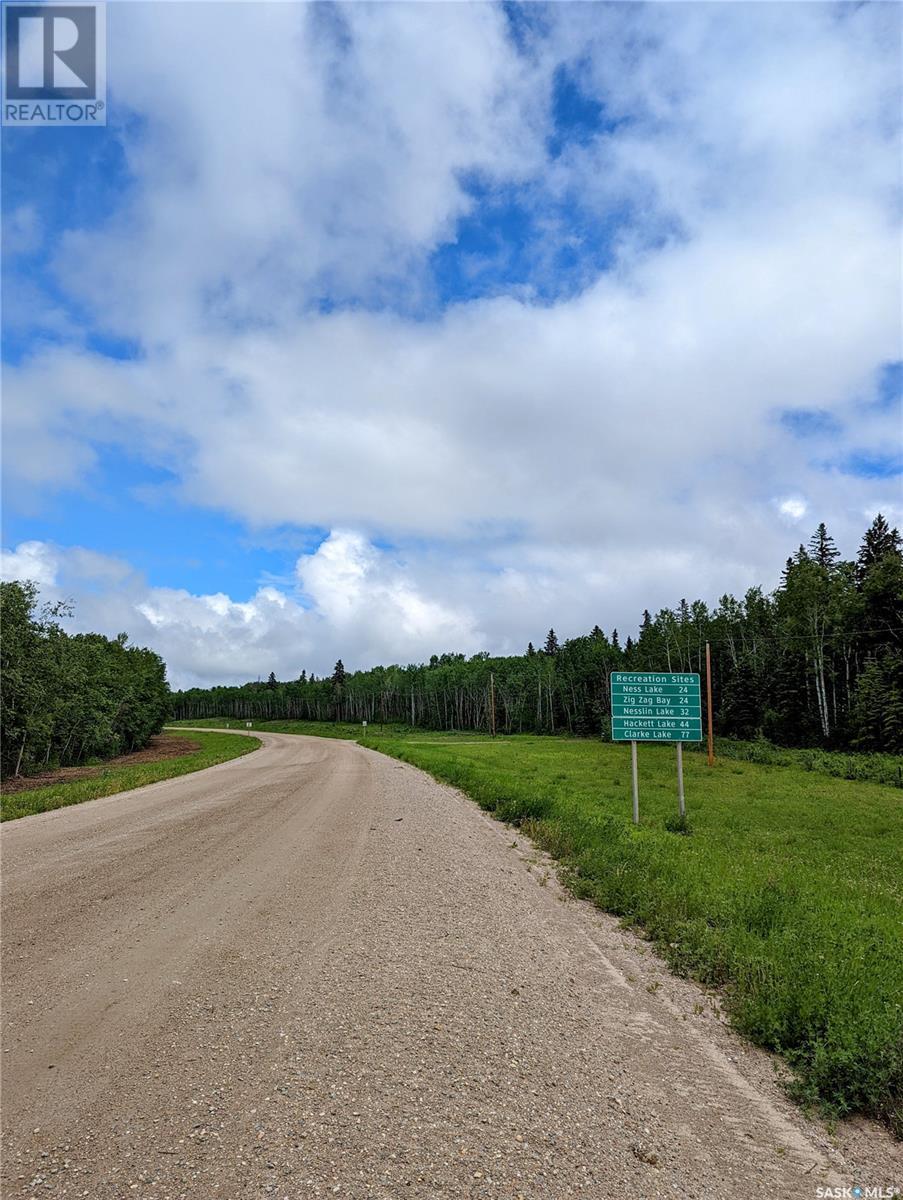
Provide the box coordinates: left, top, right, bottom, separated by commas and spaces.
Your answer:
610, 672, 702, 742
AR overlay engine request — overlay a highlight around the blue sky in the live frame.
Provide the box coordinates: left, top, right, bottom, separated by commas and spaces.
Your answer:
2, 1, 901, 687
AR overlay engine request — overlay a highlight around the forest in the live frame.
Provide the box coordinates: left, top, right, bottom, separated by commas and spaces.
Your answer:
173, 516, 903, 753
0, 580, 170, 778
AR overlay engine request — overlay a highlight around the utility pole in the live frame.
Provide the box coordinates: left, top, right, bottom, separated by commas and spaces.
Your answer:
705, 642, 715, 766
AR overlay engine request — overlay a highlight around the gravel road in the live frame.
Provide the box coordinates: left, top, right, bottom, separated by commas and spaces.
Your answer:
2, 731, 899, 1199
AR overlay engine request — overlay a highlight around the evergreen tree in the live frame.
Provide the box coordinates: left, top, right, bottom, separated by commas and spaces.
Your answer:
850, 657, 886, 751
882, 653, 903, 753
526, 642, 536, 657
857, 513, 902, 579
611, 628, 620, 652
808, 522, 840, 569
267, 671, 277, 690
543, 629, 559, 656
332, 660, 346, 688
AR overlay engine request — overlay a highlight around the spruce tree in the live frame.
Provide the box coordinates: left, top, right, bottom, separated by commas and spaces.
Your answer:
543, 629, 559, 656
808, 522, 840, 569
857, 513, 902, 579
881, 652, 903, 753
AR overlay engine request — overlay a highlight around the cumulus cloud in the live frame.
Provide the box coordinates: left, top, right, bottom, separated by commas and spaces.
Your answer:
777, 496, 808, 524
2, 3, 900, 681
47, 2, 543, 343
0, 540, 59, 587
1, 534, 483, 688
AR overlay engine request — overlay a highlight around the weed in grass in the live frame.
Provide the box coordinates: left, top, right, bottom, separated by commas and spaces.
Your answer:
664, 813, 692, 836
686, 737, 903, 789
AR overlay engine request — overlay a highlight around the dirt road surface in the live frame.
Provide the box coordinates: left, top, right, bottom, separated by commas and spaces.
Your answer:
2, 732, 899, 1199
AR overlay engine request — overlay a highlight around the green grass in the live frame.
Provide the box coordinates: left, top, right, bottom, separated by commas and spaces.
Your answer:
1, 730, 260, 822
356, 732, 903, 1134
689, 737, 903, 788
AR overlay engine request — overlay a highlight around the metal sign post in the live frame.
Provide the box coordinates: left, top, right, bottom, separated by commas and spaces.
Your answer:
631, 740, 639, 824
676, 741, 685, 818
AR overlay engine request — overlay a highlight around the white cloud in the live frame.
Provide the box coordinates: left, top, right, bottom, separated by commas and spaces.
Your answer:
2, 3, 900, 680
49, 2, 544, 344
0, 535, 483, 688
777, 496, 809, 523
0, 540, 59, 587
7, 197, 898, 550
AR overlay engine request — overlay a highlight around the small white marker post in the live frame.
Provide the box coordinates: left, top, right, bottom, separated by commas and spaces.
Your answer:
630, 740, 639, 825
676, 741, 685, 819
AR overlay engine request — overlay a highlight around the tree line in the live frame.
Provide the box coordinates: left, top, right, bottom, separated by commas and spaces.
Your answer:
173, 516, 903, 753
1, 581, 170, 778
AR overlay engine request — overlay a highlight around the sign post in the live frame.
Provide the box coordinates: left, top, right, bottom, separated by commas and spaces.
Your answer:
610, 672, 702, 822
630, 740, 639, 824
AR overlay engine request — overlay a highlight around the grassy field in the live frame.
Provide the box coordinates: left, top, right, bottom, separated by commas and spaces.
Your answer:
170, 718, 903, 1132
1, 730, 260, 822
688, 737, 903, 788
